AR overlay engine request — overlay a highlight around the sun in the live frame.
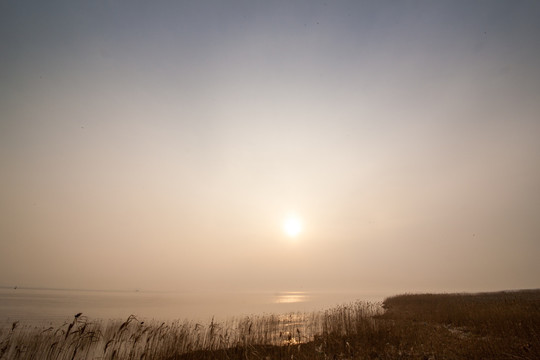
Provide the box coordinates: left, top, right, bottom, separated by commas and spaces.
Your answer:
283, 215, 302, 238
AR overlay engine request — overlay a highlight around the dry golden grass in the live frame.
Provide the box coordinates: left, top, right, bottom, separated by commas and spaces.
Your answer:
0, 289, 538, 359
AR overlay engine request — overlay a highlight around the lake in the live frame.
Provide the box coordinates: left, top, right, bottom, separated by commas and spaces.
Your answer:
0, 287, 388, 328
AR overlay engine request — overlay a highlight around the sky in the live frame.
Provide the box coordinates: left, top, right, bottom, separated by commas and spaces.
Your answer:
1, 0, 539, 295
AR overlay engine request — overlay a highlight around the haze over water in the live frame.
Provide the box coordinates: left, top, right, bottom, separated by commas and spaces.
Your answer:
1, 0, 539, 322
0, 287, 386, 328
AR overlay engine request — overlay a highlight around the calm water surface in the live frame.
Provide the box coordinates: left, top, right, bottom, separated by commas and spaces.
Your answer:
0, 287, 387, 328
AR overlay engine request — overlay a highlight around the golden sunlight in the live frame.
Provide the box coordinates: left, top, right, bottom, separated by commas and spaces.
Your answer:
275, 291, 309, 303
283, 215, 302, 238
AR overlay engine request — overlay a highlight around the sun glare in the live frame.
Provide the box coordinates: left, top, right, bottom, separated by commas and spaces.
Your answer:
283, 215, 302, 238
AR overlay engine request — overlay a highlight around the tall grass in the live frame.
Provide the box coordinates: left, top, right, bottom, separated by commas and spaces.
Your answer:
0, 301, 382, 359
1, 289, 538, 359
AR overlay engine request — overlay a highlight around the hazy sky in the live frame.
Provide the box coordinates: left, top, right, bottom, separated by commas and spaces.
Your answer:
1, 1, 539, 294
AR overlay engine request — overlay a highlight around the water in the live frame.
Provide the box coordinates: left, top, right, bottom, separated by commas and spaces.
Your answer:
0, 287, 387, 328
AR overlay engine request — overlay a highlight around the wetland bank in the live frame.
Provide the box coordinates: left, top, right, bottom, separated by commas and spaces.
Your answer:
1, 289, 538, 359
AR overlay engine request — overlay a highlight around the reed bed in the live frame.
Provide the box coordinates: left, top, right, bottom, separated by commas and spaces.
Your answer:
1, 290, 538, 359
0, 301, 382, 359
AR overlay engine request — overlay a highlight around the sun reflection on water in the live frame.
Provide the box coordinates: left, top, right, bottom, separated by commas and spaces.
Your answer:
275, 291, 309, 304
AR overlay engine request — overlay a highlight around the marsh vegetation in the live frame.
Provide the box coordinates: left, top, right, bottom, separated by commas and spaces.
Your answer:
1, 290, 538, 359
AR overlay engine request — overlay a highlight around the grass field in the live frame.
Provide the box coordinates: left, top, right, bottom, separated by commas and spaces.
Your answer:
1, 289, 538, 359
